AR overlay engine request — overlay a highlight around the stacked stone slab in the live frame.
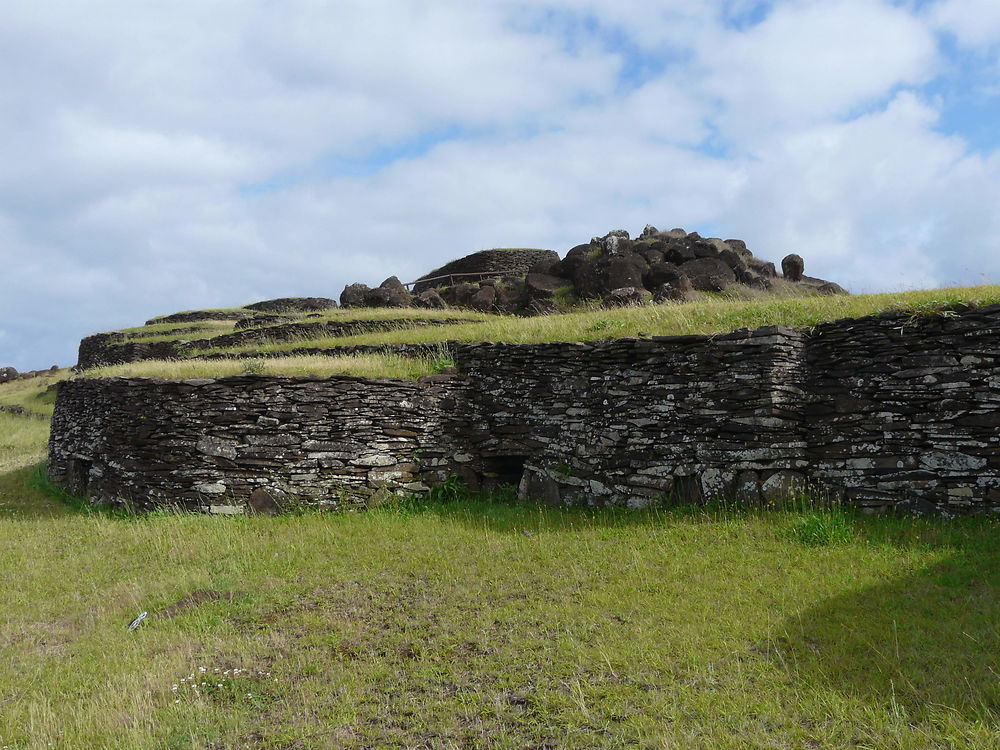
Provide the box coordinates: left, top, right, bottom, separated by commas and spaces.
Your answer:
450, 329, 808, 508
48, 374, 477, 512
804, 305, 1000, 512
49, 303, 1000, 516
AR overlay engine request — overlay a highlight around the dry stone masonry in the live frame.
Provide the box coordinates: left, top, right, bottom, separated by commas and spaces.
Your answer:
50, 304, 1000, 516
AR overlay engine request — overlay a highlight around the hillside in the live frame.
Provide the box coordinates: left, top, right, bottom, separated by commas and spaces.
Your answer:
4, 285, 1000, 746
73, 284, 1000, 380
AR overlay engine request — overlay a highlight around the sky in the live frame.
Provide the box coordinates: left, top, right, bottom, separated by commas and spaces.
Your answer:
1, 0, 999, 370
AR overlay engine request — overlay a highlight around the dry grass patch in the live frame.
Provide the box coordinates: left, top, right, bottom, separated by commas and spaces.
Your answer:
227, 284, 1000, 355
81, 353, 442, 380
0, 370, 68, 417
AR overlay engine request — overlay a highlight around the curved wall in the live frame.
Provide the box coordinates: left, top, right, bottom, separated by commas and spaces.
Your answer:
48, 373, 475, 512
50, 305, 1000, 515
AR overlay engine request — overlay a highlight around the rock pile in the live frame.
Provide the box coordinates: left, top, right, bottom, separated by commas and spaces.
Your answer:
0, 365, 60, 383
339, 225, 846, 315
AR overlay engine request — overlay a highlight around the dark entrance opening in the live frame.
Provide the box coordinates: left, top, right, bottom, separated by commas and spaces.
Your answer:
68, 458, 92, 497
480, 455, 527, 493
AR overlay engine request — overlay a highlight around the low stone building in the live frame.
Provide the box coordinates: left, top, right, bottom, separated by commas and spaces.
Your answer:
49, 303, 1000, 516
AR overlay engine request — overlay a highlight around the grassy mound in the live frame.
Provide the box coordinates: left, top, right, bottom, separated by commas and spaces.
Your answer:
80, 284, 1000, 380
3, 288, 1000, 745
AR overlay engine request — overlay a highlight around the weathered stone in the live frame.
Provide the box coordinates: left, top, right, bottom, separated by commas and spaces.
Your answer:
525, 273, 568, 300
248, 487, 286, 515
245, 297, 338, 313
48, 303, 1000, 517
339, 283, 370, 308
414, 289, 448, 309
469, 285, 497, 311
781, 254, 804, 282
603, 287, 652, 308
760, 471, 806, 504
196, 436, 238, 460
680, 257, 737, 292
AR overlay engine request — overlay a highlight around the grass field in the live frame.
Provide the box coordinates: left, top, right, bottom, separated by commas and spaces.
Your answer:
4, 288, 1000, 746
191, 285, 1000, 359
2, 359, 1000, 748
77, 285, 1000, 378
82, 353, 443, 381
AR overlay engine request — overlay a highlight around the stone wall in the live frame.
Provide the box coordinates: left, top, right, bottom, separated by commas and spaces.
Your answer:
76, 319, 471, 370
48, 374, 478, 512
50, 304, 1000, 515
450, 328, 808, 508
804, 306, 1000, 514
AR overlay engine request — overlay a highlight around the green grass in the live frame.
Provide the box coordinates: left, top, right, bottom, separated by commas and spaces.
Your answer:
0, 371, 66, 417
144, 307, 248, 324
2, 371, 1000, 746
119, 319, 242, 340
0, 482, 999, 748
82, 353, 442, 381
210, 284, 1000, 357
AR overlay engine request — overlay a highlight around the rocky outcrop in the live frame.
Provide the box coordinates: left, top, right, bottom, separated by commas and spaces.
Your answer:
244, 297, 338, 314
146, 310, 248, 325
781, 254, 804, 282
341, 224, 847, 317
411, 249, 560, 294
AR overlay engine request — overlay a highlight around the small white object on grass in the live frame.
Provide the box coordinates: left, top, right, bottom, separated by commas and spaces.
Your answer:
127, 611, 149, 631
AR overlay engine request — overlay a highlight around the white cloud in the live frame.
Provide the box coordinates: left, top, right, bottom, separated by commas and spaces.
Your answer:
933, 0, 1000, 48
724, 91, 999, 290
703, 0, 939, 144
1, 0, 1000, 371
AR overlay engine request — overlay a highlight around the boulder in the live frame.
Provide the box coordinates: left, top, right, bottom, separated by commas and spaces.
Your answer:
816, 281, 848, 295
339, 283, 370, 308
441, 282, 480, 307
552, 243, 594, 277
377, 276, 413, 307
639, 224, 659, 238
496, 285, 528, 314
639, 246, 665, 265
525, 272, 567, 300
748, 258, 777, 277
526, 258, 558, 276
469, 285, 497, 311
412, 248, 559, 293
0, 366, 17, 383
660, 242, 697, 265
603, 287, 652, 308
692, 239, 722, 259
781, 254, 804, 282
736, 268, 772, 291
680, 257, 737, 292
362, 287, 394, 307
724, 239, 752, 259
414, 289, 448, 309
571, 259, 604, 299
645, 261, 691, 292
719, 249, 748, 272
245, 297, 338, 313
652, 282, 688, 302
605, 254, 646, 291
592, 229, 631, 256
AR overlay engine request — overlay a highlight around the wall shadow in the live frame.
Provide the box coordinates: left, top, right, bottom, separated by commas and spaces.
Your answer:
765, 530, 1000, 722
